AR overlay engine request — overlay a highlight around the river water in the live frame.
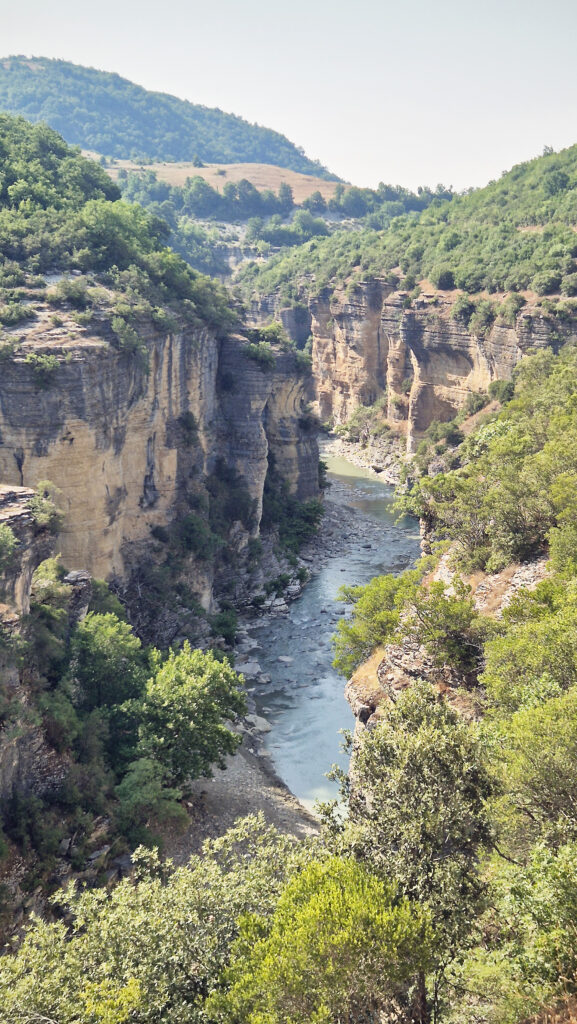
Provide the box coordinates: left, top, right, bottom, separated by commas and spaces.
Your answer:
248, 451, 421, 812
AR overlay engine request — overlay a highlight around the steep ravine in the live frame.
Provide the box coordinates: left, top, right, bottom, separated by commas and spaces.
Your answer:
234, 450, 420, 809
0, 312, 318, 833
249, 281, 577, 449
0, 316, 318, 616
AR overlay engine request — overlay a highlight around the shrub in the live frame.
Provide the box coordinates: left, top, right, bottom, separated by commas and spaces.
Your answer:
210, 608, 238, 645
489, 378, 515, 403
0, 302, 32, 326
531, 270, 562, 295
0, 524, 17, 574
24, 352, 59, 389
243, 340, 275, 369
430, 265, 455, 290
28, 480, 63, 533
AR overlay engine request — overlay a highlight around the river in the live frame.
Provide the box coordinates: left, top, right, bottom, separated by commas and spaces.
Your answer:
248, 451, 421, 812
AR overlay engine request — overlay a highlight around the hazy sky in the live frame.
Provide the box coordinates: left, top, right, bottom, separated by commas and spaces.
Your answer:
3, 0, 577, 190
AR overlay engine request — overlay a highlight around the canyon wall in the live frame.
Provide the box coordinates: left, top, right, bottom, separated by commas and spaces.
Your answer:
250, 281, 574, 449
0, 317, 318, 604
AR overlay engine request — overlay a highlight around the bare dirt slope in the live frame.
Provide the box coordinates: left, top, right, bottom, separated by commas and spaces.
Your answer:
101, 158, 345, 203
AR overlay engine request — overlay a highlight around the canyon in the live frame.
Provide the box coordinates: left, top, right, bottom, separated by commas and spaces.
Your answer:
251, 279, 576, 449
0, 310, 319, 620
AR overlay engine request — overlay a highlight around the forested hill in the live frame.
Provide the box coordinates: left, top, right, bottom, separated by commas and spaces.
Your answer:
241, 141, 577, 300
0, 56, 338, 178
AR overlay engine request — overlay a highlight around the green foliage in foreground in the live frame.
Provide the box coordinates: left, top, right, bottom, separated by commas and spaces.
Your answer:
210, 857, 433, 1024
4, 564, 246, 856
0, 56, 336, 176
325, 684, 494, 987
0, 817, 317, 1024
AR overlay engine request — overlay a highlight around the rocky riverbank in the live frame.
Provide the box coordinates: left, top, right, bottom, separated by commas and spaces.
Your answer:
166, 451, 421, 856
321, 435, 404, 484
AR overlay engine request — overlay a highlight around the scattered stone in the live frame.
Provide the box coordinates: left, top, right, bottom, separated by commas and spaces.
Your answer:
236, 660, 263, 678
277, 656, 293, 664
245, 714, 272, 733
88, 845, 110, 864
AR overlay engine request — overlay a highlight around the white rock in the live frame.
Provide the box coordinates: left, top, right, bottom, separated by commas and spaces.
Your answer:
236, 660, 263, 678
277, 656, 294, 664
245, 714, 272, 733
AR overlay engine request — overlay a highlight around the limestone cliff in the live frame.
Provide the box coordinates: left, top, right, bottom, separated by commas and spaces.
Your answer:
0, 312, 318, 620
249, 281, 574, 450
345, 556, 550, 734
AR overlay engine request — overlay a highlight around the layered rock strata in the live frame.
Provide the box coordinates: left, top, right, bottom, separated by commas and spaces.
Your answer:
249, 282, 574, 449
0, 318, 318, 606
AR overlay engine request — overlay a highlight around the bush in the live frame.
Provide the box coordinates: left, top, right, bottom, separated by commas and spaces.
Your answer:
24, 352, 60, 389
531, 270, 562, 295
28, 480, 63, 532
561, 272, 577, 296
0, 524, 17, 574
210, 608, 238, 645
488, 378, 514, 403
450, 294, 476, 324
429, 265, 455, 290
243, 340, 276, 369
177, 513, 220, 559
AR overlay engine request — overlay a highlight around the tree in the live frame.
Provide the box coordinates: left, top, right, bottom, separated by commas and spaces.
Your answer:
401, 577, 491, 673
70, 611, 146, 711
0, 816, 315, 1024
210, 857, 433, 1024
277, 181, 294, 213
0, 523, 16, 575
329, 681, 494, 1019
332, 566, 424, 677
137, 642, 246, 785
498, 687, 577, 846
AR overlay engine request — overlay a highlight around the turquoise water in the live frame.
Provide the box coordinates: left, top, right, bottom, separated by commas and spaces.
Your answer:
251, 454, 420, 811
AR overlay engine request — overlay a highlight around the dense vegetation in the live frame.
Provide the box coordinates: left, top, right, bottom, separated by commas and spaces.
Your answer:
0, 56, 337, 176
240, 143, 577, 302
116, 169, 453, 277
0, 554, 246, 902
5, 344, 577, 1023
0, 114, 236, 340
327, 338, 577, 1022
4, 96, 577, 1024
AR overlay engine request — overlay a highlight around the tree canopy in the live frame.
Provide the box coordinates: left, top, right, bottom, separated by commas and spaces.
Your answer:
0, 56, 337, 177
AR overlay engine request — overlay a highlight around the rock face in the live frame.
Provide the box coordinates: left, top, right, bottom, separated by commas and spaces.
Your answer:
0, 322, 318, 603
0, 485, 53, 614
250, 281, 575, 449
344, 555, 550, 734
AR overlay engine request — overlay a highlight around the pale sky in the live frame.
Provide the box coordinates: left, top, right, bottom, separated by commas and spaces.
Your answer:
3, 0, 577, 190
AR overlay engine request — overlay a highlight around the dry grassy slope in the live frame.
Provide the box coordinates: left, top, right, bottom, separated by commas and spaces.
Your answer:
87, 153, 347, 204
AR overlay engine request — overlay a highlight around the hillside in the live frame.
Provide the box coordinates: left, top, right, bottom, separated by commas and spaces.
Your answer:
0, 56, 338, 177
106, 159, 344, 204
240, 142, 577, 300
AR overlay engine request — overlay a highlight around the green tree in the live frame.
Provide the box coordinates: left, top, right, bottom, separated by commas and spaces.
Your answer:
496, 687, 577, 846
70, 611, 146, 711
210, 857, 433, 1024
401, 577, 492, 673
0, 523, 17, 575
329, 681, 494, 1019
137, 643, 246, 785
0, 816, 316, 1024
332, 566, 424, 677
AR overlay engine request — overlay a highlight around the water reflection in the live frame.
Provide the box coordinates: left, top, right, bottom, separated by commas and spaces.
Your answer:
251, 453, 421, 811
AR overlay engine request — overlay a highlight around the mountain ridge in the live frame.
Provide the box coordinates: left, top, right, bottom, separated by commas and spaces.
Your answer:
0, 56, 339, 179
